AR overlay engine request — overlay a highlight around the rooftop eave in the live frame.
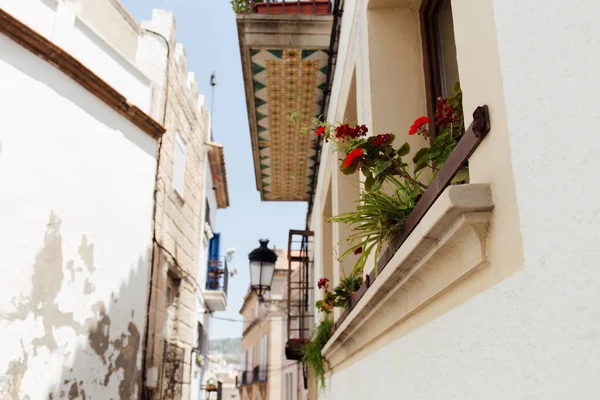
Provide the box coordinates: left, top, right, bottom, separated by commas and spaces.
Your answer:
208, 143, 230, 209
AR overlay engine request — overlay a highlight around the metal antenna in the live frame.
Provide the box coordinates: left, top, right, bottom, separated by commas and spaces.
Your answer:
210, 71, 216, 140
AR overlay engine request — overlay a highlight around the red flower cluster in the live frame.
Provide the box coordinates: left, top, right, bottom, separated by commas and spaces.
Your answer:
315, 126, 326, 136
435, 98, 457, 126
409, 116, 430, 135
343, 148, 364, 167
335, 124, 368, 140
317, 277, 329, 289
353, 247, 363, 255
373, 133, 392, 146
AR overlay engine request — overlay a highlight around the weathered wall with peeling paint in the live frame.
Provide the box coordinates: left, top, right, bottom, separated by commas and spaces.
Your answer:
0, 10, 157, 400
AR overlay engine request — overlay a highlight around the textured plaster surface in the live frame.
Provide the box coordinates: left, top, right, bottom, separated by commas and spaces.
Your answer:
0, 27, 155, 399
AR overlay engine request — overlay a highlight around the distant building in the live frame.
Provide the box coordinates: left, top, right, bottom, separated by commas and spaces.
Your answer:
238, 249, 309, 400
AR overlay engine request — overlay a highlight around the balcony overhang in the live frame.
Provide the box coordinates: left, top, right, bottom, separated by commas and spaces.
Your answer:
237, 10, 333, 201
205, 289, 227, 312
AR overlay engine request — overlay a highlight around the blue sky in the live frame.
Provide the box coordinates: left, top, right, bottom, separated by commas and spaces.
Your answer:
120, 0, 307, 339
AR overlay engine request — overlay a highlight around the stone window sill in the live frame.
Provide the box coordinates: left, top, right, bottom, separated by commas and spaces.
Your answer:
321, 184, 494, 368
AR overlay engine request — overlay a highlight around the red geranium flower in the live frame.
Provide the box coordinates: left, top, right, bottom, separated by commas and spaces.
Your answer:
354, 247, 363, 255
335, 124, 368, 140
409, 116, 430, 135
343, 148, 364, 167
317, 277, 329, 289
316, 126, 326, 136
435, 98, 456, 126
373, 133, 392, 147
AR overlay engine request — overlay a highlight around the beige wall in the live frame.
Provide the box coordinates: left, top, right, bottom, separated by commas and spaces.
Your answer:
309, 0, 525, 397
240, 250, 309, 400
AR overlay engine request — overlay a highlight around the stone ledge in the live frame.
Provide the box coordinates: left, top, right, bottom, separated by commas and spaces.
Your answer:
322, 184, 494, 368
204, 289, 227, 312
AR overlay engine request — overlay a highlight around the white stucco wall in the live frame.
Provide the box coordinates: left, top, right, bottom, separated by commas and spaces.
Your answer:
0, 0, 152, 113
315, 0, 600, 399
0, 28, 157, 399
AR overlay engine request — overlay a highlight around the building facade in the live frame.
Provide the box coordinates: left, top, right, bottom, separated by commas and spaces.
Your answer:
238, 248, 309, 400
138, 9, 230, 400
0, 1, 229, 399
0, 1, 161, 398
236, 0, 600, 399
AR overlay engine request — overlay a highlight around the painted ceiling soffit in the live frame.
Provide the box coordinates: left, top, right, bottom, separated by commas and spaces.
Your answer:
248, 48, 329, 201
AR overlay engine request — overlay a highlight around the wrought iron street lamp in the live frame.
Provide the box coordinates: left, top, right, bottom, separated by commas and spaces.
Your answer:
249, 239, 278, 300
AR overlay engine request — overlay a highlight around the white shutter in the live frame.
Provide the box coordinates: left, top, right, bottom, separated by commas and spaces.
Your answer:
248, 345, 253, 370
240, 351, 246, 372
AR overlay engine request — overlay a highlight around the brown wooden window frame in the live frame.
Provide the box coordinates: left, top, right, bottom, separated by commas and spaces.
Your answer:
420, 0, 460, 137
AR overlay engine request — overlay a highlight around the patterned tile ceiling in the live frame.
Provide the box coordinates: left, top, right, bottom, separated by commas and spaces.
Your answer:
250, 48, 328, 201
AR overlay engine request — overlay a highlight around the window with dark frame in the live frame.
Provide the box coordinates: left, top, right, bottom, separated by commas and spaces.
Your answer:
421, 0, 460, 128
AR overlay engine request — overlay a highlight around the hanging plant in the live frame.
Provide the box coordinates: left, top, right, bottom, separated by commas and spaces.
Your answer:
302, 318, 334, 389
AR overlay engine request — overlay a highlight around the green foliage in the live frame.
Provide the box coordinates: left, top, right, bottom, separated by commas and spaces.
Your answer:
414, 81, 466, 172
230, 0, 262, 13
302, 319, 334, 389
329, 176, 420, 276
316, 275, 363, 314
291, 82, 466, 318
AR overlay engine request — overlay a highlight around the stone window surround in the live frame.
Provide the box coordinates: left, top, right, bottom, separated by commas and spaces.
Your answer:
321, 184, 494, 368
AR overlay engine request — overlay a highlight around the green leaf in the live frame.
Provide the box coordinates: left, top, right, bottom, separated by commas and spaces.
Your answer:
372, 160, 392, 178
341, 161, 358, 175
413, 147, 430, 165
414, 161, 428, 173
453, 80, 462, 94
451, 167, 470, 185
364, 175, 375, 192
409, 185, 422, 199
397, 142, 410, 157
428, 148, 442, 159
371, 177, 384, 192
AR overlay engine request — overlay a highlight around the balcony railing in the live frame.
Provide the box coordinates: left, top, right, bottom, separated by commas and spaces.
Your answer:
245, 0, 332, 15
206, 257, 228, 295
237, 367, 267, 386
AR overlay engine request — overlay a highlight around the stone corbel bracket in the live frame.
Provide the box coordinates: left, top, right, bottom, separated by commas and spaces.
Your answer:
322, 184, 494, 369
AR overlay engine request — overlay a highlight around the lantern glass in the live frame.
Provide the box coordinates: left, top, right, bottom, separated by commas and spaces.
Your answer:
250, 260, 275, 296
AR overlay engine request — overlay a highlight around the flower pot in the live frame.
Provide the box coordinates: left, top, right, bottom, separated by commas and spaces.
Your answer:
285, 338, 309, 360
205, 385, 217, 392
255, 1, 330, 15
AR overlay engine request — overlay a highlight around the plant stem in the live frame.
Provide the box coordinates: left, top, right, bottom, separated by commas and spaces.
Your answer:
391, 160, 428, 189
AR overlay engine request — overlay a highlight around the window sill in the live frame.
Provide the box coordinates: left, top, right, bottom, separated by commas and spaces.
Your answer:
321, 183, 494, 368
